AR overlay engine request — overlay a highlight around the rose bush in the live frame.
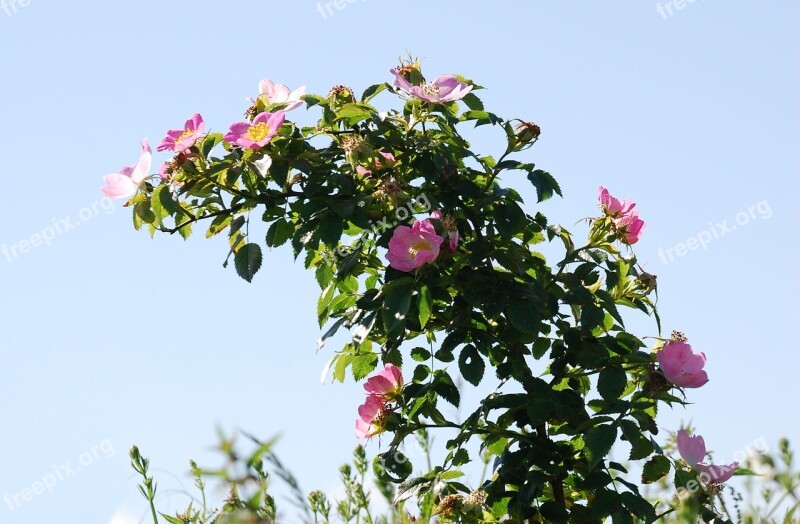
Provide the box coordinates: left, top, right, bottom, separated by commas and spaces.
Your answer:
107, 58, 751, 522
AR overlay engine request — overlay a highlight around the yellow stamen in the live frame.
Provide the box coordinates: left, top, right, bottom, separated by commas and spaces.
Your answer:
176, 128, 195, 144
409, 240, 431, 257
246, 122, 270, 142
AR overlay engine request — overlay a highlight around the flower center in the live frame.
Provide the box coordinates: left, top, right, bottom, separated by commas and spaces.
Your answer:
176, 128, 195, 144
409, 240, 431, 257
422, 82, 440, 97
246, 122, 270, 142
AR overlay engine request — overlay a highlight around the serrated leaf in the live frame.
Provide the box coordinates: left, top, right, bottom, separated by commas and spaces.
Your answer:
527, 169, 562, 202
235, 243, 263, 282
351, 353, 378, 381
381, 278, 414, 335
418, 284, 432, 328
266, 219, 294, 248
458, 345, 485, 386
585, 424, 617, 470
598, 365, 627, 401
642, 455, 671, 484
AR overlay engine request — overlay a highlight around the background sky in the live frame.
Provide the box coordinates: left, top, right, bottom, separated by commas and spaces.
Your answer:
1, 1, 798, 523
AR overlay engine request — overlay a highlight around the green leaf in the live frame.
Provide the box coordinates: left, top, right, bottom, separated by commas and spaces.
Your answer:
336, 103, 375, 124
461, 92, 484, 111
266, 219, 294, 248
585, 424, 617, 470
151, 185, 178, 221
418, 284, 433, 329
351, 353, 378, 381
642, 455, 671, 484
235, 243, 263, 283
581, 303, 605, 330
411, 346, 431, 362
458, 345, 485, 386
361, 83, 387, 102
598, 366, 627, 401
527, 169, 563, 202
494, 201, 526, 237
317, 216, 344, 247
507, 300, 538, 334
381, 278, 414, 335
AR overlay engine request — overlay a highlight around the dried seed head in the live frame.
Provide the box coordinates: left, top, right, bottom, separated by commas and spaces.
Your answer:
671, 330, 688, 342
435, 494, 464, 516
340, 134, 363, 153
328, 84, 353, 100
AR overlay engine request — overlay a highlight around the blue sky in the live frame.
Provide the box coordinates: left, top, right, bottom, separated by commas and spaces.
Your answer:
1, 1, 798, 522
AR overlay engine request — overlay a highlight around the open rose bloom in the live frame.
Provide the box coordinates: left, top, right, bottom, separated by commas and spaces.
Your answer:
364, 364, 403, 401
100, 139, 151, 200
355, 395, 387, 439
390, 68, 472, 103
657, 340, 709, 388
596, 186, 645, 244
157, 113, 204, 153
224, 111, 285, 150
598, 186, 635, 217
386, 219, 444, 272
258, 79, 306, 111
678, 429, 739, 484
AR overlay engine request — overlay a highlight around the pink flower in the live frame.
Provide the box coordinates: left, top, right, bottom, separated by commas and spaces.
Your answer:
430, 210, 459, 252
156, 113, 204, 153
390, 68, 472, 103
678, 429, 739, 484
258, 79, 306, 111
364, 364, 403, 401
598, 186, 635, 217
224, 111, 285, 150
386, 219, 444, 272
355, 395, 388, 439
100, 139, 151, 200
614, 211, 646, 245
657, 340, 709, 388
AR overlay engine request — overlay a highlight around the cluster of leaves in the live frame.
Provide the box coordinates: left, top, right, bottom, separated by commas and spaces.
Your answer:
126, 59, 714, 521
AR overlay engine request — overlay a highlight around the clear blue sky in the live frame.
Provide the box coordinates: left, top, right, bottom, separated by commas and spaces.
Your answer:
1, 1, 798, 522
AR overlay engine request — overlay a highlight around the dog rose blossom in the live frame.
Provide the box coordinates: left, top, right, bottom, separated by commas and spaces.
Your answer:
156, 113, 204, 153
100, 139, 151, 200
355, 395, 388, 439
657, 340, 709, 388
258, 79, 306, 111
364, 364, 403, 401
598, 186, 636, 217
390, 68, 472, 103
678, 429, 739, 484
386, 219, 444, 272
614, 211, 646, 245
224, 111, 285, 150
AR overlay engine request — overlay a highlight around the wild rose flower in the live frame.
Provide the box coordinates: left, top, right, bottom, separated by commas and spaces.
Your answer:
157, 113, 204, 153
657, 340, 709, 388
678, 429, 739, 484
100, 139, 151, 200
364, 364, 403, 401
390, 68, 472, 103
614, 211, 646, 245
355, 395, 388, 439
258, 79, 305, 111
224, 111, 285, 150
430, 210, 459, 251
386, 219, 444, 272
598, 186, 636, 217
